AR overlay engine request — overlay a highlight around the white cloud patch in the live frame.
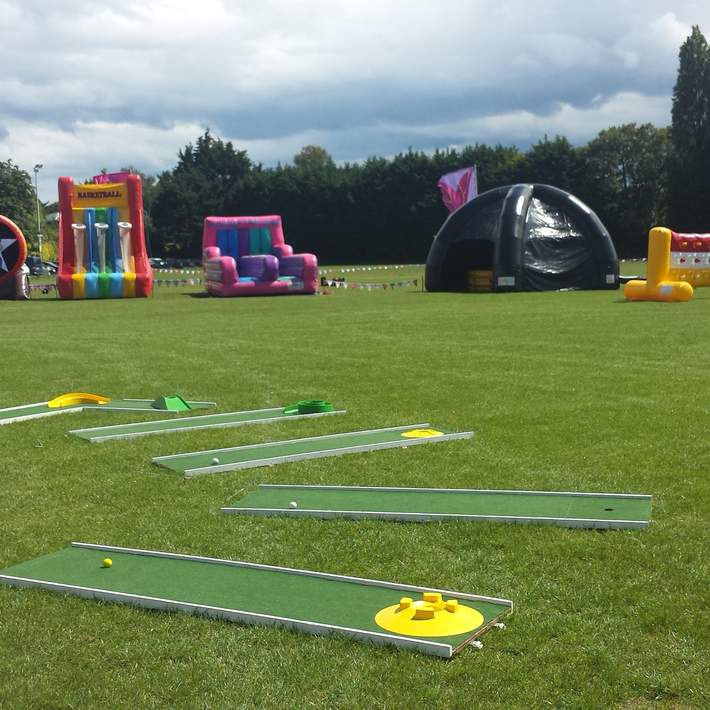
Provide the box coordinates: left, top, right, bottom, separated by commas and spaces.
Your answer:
0, 120, 205, 196
387, 92, 671, 146
1, 1, 708, 198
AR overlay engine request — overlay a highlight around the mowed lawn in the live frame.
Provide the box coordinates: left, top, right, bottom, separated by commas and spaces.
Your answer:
1, 269, 708, 709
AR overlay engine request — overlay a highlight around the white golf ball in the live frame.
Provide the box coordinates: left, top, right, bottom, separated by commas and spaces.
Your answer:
289, 501, 298, 509
211, 457, 220, 464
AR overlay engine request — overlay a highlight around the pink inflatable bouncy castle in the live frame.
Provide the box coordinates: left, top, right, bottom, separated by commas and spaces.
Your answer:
202, 216, 318, 296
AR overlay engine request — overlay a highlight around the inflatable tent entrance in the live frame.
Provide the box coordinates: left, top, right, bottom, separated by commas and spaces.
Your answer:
425, 183, 619, 293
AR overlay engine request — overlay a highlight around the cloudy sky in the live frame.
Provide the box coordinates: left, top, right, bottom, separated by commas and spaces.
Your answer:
1, 0, 708, 199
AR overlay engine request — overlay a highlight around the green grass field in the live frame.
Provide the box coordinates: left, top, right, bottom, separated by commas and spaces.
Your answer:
1, 266, 708, 709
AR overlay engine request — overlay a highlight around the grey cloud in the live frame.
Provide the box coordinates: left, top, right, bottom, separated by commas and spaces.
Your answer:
1, 0, 708, 199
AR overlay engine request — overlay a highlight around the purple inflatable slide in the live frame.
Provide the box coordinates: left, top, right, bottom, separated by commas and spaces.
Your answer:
202, 215, 318, 296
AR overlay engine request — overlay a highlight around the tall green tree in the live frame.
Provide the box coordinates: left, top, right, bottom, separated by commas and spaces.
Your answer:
668, 25, 710, 231
151, 131, 252, 255
0, 159, 38, 246
578, 123, 670, 256
515, 135, 582, 192
293, 145, 336, 172
459, 144, 523, 192
118, 166, 159, 215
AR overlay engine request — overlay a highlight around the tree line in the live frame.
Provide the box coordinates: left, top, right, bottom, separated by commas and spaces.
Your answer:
150, 127, 670, 260
2, 26, 709, 262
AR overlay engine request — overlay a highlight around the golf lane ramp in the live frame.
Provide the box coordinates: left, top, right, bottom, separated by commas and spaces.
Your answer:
69, 406, 346, 442
0, 398, 215, 425
222, 485, 652, 529
0, 543, 512, 658
152, 424, 473, 477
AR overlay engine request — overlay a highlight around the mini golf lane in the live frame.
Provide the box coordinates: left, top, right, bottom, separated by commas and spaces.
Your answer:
0, 398, 215, 426
0, 543, 512, 658
82, 399, 216, 412
152, 424, 473, 477
222, 485, 652, 529
0, 401, 83, 425
69, 406, 346, 442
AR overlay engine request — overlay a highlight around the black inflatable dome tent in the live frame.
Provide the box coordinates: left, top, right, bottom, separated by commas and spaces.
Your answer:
425, 183, 619, 293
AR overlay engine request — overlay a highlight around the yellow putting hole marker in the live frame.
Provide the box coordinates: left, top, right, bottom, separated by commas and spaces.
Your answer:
375, 592, 484, 637
401, 428, 444, 439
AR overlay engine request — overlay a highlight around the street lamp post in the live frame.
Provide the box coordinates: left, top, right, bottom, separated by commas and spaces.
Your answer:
33, 163, 43, 258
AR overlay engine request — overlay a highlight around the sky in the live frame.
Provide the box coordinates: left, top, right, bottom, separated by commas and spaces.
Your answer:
1, 0, 709, 200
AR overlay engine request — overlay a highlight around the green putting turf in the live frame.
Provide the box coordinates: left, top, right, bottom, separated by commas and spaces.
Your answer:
222, 485, 652, 529
80, 398, 216, 412
152, 425, 473, 476
69, 406, 346, 442
0, 544, 512, 658
0, 401, 84, 424
0, 398, 215, 426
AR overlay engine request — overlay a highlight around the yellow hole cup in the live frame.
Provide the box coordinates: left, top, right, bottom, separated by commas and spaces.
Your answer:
401, 428, 444, 439
375, 592, 484, 637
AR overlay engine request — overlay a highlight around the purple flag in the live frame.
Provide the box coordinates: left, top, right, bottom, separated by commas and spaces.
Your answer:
437, 166, 478, 212
93, 171, 131, 184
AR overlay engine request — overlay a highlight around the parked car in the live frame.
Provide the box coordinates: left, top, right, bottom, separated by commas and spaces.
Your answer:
175, 258, 201, 268
25, 255, 45, 276
25, 257, 57, 275
149, 256, 201, 269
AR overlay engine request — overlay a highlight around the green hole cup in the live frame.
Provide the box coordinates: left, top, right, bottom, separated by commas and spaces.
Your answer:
283, 399, 334, 415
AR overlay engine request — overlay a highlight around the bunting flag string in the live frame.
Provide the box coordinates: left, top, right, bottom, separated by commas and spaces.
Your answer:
28, 280, 204, 293
319, 265, 423, 275
152, 269, 202, 275
153, 267, 423, 275
154, 278, 203, 287
28, 269, 422, 294
320, 278, 418, 292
